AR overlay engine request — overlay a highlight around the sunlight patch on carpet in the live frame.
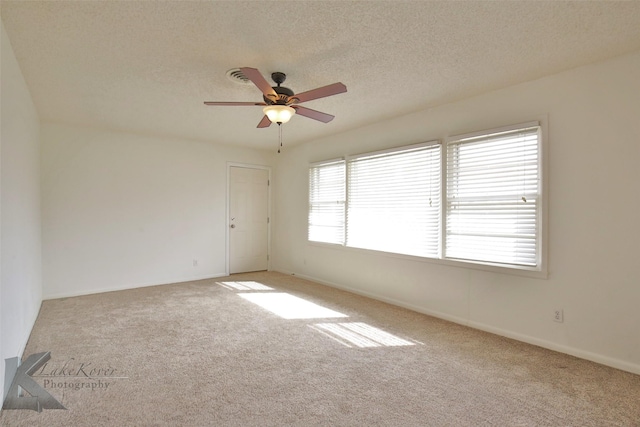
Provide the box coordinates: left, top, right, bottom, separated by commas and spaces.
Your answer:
310, 322, 416, 348
217, 281, 274, 291
238, 292, 348, 319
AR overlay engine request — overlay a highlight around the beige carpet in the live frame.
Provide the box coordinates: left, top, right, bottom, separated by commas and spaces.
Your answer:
2, 271, 639, 426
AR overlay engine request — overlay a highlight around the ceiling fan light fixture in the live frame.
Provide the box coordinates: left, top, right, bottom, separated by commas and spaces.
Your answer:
263, 105, 295, 124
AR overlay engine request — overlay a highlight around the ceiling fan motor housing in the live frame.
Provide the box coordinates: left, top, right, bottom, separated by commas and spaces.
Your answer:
262, 82, 294, 105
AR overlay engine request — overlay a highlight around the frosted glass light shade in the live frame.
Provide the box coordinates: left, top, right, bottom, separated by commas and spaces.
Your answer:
263, 105, 295, 124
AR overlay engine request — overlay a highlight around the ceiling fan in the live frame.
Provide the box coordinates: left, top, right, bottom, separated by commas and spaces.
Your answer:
204, 67, 347, 128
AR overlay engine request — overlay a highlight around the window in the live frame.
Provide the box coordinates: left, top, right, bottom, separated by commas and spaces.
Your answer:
308, 160, 345, 244
308, 121, 544, 273
347, 143, 441, 257
445, 125, 541, 267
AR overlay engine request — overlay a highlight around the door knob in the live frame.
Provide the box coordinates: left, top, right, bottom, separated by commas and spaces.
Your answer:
230, 224, 236, 228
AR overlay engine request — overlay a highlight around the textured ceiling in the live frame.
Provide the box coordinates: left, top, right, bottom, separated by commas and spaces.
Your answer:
2, 1, 640, 150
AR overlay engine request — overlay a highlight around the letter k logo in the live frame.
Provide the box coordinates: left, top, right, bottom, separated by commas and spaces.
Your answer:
3, 352, 66, 412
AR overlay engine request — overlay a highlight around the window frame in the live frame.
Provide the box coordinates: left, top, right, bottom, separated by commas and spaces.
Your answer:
345, 141, 442, 258
307, 120, 548, 279
444, 121, 543, 270
308, 158, 346, 246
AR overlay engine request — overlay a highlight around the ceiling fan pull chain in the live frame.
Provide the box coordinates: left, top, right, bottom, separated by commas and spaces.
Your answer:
277, 123, 283, 154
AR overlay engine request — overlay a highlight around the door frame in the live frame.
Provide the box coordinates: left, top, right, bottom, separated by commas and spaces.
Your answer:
226, 162, 272, 275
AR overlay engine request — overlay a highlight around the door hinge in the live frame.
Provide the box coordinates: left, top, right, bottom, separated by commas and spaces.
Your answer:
268, 179, 270, 186
267, 217, 270, 224
267, 254, 270, 261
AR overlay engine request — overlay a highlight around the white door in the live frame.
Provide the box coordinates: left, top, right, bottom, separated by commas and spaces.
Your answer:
229, 166, 269, 274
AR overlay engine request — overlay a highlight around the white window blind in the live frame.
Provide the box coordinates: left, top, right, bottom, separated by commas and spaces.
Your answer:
308, 160, 346, 244
347, 143, 441, 258
446, 125, 540, 267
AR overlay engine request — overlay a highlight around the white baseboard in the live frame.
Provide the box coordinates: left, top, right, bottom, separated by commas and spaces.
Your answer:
283, 270, 470, 326
465, 320, 640, 375
20, 299, 43, 356
276, 269, 640, 376
43, 273, 228, 300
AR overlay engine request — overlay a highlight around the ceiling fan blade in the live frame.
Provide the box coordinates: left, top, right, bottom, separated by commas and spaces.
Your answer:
204, 101, 266, 106
240, 67, 277, 99
292, 82, 347, 104
257, 115, 272, 128
292, 106, 335, 123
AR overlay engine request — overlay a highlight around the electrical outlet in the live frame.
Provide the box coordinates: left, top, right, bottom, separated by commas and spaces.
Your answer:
553, 309, 564, 323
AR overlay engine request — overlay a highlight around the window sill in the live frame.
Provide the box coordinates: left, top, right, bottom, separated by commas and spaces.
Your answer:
307, 240, 548, 280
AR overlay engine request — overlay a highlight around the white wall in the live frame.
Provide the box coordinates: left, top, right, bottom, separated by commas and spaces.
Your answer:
272, 50, 640, 374
0, 21, 43, 401
41, 124, 275, 299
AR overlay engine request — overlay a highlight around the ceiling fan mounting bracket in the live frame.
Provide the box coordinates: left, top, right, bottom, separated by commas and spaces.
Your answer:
271, 72, 287, 86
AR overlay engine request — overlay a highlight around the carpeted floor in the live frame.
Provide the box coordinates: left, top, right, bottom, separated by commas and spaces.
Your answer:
2, 271, 639, 426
